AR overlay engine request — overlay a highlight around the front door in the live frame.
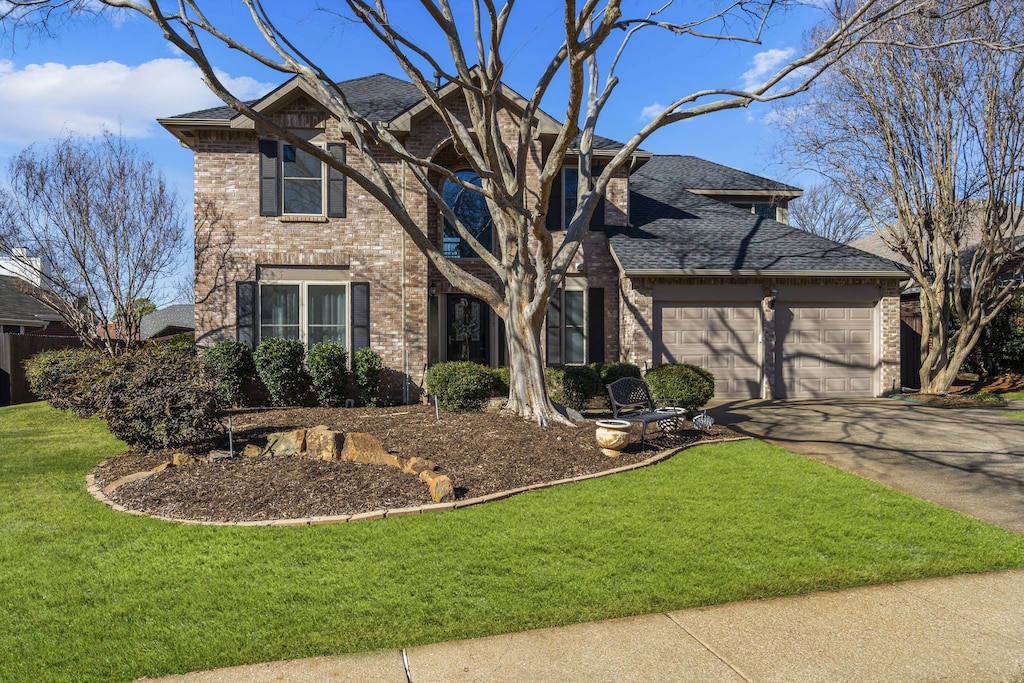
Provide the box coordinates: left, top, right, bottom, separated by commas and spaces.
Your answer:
447, 295, 490, 365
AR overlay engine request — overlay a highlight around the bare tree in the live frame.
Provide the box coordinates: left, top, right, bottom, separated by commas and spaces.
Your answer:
0, 130, 187, 354
789, 181, 871, 244
780, 0, 1024, 393
3, 0, 1013, 421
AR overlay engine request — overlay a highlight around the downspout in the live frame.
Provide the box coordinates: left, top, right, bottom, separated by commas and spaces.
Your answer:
402, 159, 409, 404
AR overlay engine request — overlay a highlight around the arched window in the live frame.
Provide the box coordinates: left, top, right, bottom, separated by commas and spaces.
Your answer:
442, 169, 493, 259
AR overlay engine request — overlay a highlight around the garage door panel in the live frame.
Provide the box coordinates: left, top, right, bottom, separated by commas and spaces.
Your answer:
850, 329, 872, 344
824, 330, 847, 344
655, 301, 761, 399
777, 302, 876, 398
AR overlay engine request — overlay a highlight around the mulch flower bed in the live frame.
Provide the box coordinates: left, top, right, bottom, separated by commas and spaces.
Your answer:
89, 405, 739, 523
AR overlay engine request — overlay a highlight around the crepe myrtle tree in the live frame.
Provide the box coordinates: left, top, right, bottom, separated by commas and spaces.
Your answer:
1, 0, 1005, 423
779, 0, 1024, 393
0, 130, 186, 355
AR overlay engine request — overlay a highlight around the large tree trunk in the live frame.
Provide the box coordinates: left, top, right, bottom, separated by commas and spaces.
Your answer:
502, 284, 572, 427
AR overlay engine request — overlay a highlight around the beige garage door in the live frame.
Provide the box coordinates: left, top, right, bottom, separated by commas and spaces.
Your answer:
775, 303, 875, 398
655, 303, 761, 399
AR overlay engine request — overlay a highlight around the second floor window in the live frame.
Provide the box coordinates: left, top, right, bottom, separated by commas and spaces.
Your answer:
443, 169, 494, 259
282, 145, 322, 215
259, 139, 346, 218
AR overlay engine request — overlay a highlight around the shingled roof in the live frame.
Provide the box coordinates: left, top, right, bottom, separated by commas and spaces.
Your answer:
0, 275, 62, 325
608, 156, 907, 276
643, 155, 801, 195
166, 73, 425, 123
140, 304, 195, 340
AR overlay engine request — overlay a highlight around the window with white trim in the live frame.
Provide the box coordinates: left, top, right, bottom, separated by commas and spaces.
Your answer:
259, 138, 346, 218
259, 280, 348, 349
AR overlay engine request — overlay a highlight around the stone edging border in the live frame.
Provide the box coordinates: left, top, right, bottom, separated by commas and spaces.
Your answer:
85, 436, 751, 527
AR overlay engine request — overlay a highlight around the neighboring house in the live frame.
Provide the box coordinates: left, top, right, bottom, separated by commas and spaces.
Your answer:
0, 275, 68, 335
140, 304, 195, 340
0, 247, 49, 289
159, 73, 907, 402
0, 274, 80, 406
850, 223, 1024, 388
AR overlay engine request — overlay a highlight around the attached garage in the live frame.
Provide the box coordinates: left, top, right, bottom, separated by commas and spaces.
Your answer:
653, 285, 763, 399
774, 286, 879, 398
651, 284, 885, 400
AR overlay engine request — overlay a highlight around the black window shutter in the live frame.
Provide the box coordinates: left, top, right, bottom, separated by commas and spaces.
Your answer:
327, 143, 347, 218
545, 288, 562, 365
258, 140, 279, 217
587, 287, 605, 363
236, 281, 257, 349
545, 170, 563, 231
351, 282, 370, 354
589, 165, 605, 229
589, 194, 605, 229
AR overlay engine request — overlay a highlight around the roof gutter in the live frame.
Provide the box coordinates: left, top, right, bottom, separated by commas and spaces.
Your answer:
621, 268, 910, 279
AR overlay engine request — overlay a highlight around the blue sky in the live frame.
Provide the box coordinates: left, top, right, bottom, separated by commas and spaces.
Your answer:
0, 0, 826, 286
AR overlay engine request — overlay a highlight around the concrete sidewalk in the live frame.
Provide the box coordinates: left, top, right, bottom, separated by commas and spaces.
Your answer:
145, 569, 1024, 683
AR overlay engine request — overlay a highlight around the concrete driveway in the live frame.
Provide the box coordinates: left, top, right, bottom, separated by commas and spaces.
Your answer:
711, 398, 1024, 536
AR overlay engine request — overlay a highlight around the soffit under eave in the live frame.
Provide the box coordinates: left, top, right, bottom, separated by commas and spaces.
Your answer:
156, 119, 232, 149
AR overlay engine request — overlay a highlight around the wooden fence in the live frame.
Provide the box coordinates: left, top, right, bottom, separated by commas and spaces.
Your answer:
0, 333, 83, 406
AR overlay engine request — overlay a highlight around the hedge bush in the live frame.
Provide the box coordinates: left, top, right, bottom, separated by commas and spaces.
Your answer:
426, 361, 494, 412
202, 341, 259, 408
592, 361, 642, 388
24, 347, 105, 416
253, 338, 310, 406
98, 349, 222, 451
307, 342, 349, 407
545, 364, 602, 411
491, 366, 511, 397
353, 347, 383, 406
644, 363, 715, 412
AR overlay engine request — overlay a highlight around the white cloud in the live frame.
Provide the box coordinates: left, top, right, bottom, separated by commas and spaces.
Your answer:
639, 102, 666, 122
0, 58, 274, 145
741, 48, 797, 91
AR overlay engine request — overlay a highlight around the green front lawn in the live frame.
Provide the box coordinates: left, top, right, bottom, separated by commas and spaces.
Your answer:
3, 401, 1024, 682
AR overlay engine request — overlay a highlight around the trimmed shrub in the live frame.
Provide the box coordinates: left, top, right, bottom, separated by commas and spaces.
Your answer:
202, 341, 259, 408
426, 361, 494, 412
307, 342, 349, 407
253, 338, 310, 406
99, 349, 222, 451
23, 347, 105, 416
491, 366, 511, 397
644, 363, 715, 412
592, 361, 642, 388
545, 364, 602, 411
353, 347, 383, 407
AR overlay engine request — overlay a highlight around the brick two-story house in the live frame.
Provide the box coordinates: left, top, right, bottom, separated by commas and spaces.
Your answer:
160, 73, 906, 403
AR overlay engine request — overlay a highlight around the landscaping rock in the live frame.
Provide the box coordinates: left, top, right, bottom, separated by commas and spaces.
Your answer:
419, 470, 455, 503
241, 444, 263, 458
341, 432, 401, 467
172, 452, 200, 467
401, 456, 437, 475
306, 425, 345, 461
264, 429, 307, 457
